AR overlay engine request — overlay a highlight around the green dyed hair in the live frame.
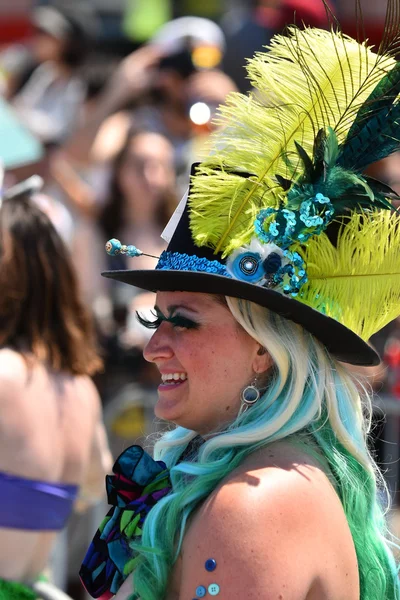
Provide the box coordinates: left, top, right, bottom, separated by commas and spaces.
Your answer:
130, 298, 399, 600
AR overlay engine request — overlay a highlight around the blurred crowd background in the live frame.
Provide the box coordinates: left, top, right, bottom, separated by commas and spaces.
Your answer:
1, 0, 400, 598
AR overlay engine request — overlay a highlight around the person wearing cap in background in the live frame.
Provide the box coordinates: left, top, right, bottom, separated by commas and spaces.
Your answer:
62, 16, 237, 185
131, 16, 237, 190
11, 3, 92, 147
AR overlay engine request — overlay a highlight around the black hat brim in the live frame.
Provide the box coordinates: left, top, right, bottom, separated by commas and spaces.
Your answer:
102, 268, 380, 367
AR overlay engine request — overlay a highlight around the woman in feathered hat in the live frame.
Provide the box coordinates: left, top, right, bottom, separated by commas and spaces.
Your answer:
80, 3, 400, 599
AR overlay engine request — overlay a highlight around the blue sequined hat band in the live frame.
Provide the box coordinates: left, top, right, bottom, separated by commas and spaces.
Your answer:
156, 251, 230, 277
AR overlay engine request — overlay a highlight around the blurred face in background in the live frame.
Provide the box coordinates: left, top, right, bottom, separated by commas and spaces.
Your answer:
117, 132, 175, 221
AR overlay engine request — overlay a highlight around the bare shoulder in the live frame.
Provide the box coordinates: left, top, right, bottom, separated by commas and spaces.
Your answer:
200, 440, 342, 526
0, 351, 98, 403
187, 440, 337, 551
235, 439, 338, 498
179, 441, 358, 600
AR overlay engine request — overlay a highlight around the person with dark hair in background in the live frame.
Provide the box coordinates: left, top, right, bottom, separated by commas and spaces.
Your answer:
62, 16, 237, 183
0, 183, 112, 599
11, 5, 92, 146
99, 129, 176, 267
98, 127, 177, 331
51, 127, 177, 312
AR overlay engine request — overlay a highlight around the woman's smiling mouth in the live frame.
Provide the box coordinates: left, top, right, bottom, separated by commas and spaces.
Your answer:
159, 372, 188, 389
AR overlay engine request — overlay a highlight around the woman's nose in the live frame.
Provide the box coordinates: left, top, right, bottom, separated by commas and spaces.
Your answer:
143, 326, 174, 363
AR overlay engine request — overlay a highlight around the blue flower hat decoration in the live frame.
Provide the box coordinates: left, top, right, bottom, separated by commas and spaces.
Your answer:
226, 192, 335, 296
227, 237, 308, 297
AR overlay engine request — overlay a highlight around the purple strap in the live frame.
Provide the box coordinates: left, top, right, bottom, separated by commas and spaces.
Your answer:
0, 470, 78, 530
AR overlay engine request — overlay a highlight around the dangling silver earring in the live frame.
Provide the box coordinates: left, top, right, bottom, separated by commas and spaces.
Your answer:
238, 378, 260, 417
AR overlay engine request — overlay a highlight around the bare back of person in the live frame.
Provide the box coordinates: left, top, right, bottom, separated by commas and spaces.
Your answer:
0, 348, 110, 581
116, 440, 359, 600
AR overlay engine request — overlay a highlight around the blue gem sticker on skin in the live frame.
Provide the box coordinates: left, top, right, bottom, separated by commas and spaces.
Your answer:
205, 558, 217, 572
195, 585, 207, 598
208, 583, 220, 596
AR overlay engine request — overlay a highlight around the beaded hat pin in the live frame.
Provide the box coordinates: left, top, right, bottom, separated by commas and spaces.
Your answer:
103, 0, 400, 367
105, 238, 158, 260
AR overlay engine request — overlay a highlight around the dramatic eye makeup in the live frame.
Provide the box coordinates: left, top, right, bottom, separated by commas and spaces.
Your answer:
136, 308, 199, 330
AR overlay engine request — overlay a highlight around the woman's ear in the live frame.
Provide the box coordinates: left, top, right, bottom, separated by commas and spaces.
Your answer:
252, 345, 273, 374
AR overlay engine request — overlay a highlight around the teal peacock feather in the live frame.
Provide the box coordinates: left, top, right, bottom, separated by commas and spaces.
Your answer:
344, 62, 400, 142
279, 127, 397, 216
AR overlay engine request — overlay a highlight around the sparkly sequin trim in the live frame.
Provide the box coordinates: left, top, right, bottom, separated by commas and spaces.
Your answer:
156, 251, 230, 277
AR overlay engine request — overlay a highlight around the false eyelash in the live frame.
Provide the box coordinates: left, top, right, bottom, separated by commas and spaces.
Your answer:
135, 311, 200, 330
136, 310, 160, 329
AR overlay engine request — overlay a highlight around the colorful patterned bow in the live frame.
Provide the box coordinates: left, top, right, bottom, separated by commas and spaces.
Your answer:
79, 446, 171, 599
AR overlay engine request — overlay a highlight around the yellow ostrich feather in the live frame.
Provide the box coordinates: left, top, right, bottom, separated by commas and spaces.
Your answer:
189, 27, 395, 257
298, 210, 400, 340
